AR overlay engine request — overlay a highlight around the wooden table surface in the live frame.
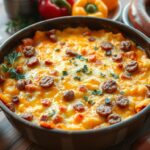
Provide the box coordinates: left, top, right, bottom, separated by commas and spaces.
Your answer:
0, 0, 150, 150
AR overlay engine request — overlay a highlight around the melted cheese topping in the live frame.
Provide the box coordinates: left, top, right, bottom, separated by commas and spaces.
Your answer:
0, 27, 150, 131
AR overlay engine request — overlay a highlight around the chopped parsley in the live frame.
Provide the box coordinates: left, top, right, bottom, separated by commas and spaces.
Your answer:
83, 96, 95, 105
88, 100, 95, 105
76, 69, 82, 73
74, 76, 81, 81
94, 46, 99, 50
76, 55, 88, 61
48, 109, 56, 117
82, 65, 88, 73
84, 96, 88, 101
86, 70, 92, 75
54, 48, 60, 52
100, 72, 106, 78
92, 90, 103, 96
110, 72, 119, 79
76, 65, 92, 75
82, 65, 92, 75
4, 51, 21, 64
73, 61, 78, 66
62, 71, 68, 76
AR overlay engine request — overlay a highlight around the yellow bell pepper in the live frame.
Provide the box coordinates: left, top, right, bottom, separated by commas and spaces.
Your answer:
72, 0, 108, 18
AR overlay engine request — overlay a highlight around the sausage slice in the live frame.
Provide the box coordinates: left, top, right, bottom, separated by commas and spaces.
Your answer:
101, 42, 113, 51
116, 96, 129, 108
27, 57, 39, 67
63, 90, 75, 101
66, 49, 78, 57
125, 61, 138, 73
73, 103, 85, 112
120, 40, 131, 52
107, 114, 121, 124
23, 46, 35, 57
96, 105, 112, 117
40, 76, 54, 88
102, 80, 117, 93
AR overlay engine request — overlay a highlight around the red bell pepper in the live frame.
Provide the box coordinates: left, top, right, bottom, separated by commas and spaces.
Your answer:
38, 0, 74, 19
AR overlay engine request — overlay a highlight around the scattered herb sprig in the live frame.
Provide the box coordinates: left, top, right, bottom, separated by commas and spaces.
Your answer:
94, 46, 99, 51
1, 64, 25, 80
91, 90, 103, 96
76, 55, 88, 61
1, 51, 24, 80
83, 96, 95, 105
4, 51, 21, 64
110, 72, 119, 79
76, 65, 92, 75
100, 72, 106, 78
62, 71, 68, 76
48, 109, 56, 117
74, 76, 81, 81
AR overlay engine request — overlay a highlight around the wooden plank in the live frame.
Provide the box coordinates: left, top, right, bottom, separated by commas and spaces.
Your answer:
0, 112, 22, 150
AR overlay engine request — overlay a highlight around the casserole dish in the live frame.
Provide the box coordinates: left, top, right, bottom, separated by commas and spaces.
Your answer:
0, 17, 150, 150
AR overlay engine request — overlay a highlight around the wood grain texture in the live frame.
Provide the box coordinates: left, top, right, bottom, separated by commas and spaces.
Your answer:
1, 0, 149, 150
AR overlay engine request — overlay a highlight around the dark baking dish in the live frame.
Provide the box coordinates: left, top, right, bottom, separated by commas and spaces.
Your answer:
0, 17, 150, 150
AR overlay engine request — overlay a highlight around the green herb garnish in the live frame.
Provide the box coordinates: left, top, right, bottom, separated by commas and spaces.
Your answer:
94, 46, 99, 50
1, 64, 25, 80
82, 65, 88, 73
9, 68, 25, 80
100, 72, 106, 78
76, 55, 88, 61
74, 76, 81, 81
76, 68, 82, 73
48, 109, 56, 117
110, 72, 119, 79
73, 61, 78, 66
92, 90, 103, 96
4, 51, 21, 64
62, 71, 68, 76
1, 51, 24, 80
76, 65, 92, 75
55, 48, 60, 52
88, 100, 95, 105
83, 96, 95, 105
82, 65, 92, 74
86, 70, 92, 75
84, 96, 88, 101
1, 64, 9, 72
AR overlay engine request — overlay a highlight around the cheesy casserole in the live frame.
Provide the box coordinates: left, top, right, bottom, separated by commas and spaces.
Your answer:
0, 28, 150, 130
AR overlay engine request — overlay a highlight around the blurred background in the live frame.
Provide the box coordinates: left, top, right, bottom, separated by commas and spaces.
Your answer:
0, 0, 149, 45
